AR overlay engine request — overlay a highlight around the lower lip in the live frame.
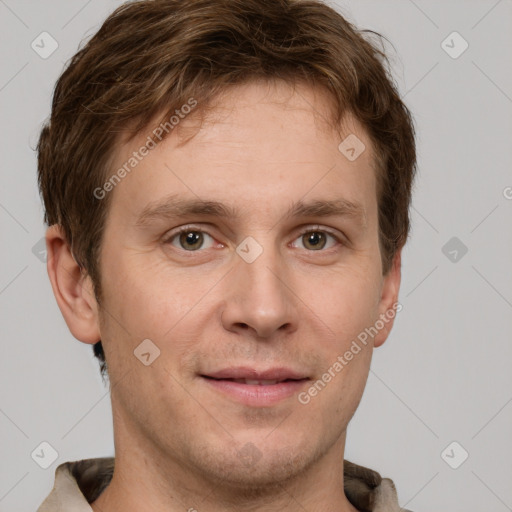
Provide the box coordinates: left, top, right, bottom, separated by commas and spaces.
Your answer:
202, 377, 309, 406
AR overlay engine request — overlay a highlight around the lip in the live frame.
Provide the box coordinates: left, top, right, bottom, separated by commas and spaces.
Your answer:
202, 377, 310, 406
203, 366, 308, 381
200, 367, 310, 407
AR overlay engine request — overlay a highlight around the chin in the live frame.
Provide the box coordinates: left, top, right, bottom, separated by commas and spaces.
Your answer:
189, 436, 322, 493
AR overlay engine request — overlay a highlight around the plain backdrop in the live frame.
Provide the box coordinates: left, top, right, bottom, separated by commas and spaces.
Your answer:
1, 1, 511, 510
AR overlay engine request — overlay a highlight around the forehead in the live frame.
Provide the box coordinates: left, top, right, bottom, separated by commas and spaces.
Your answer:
105, 80, 377, 224
172, 80, 371, 156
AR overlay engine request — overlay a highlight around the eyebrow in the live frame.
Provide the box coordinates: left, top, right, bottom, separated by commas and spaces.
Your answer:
135, 193, 367, 228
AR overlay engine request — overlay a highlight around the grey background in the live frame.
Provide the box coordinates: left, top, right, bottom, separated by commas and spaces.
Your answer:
1, 1, 511, 510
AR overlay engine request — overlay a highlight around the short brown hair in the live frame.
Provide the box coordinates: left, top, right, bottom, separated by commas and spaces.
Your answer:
37, 0, 417, 380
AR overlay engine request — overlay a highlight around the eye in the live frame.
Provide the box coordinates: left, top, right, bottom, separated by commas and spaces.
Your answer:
291, 228, 341, 251
164, 227, 216, 251
163, 225, 342, 253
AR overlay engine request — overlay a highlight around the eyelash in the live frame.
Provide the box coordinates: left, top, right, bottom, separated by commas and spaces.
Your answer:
162, 224, 343, 252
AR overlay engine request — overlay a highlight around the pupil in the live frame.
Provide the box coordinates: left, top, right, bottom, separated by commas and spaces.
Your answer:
305, 232, 325, 250
181, 231, 202, 250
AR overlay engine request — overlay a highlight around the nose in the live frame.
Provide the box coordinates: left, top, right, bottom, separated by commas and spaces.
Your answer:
221, 247, 299, 339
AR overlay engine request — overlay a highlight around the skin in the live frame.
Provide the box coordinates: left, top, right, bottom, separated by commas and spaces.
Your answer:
46, 79, 401, 512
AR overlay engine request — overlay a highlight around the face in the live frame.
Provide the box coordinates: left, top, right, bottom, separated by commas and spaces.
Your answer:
86, 80, 400, 490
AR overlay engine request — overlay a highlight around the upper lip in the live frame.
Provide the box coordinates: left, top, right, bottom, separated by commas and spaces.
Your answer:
201, 367, 309, 381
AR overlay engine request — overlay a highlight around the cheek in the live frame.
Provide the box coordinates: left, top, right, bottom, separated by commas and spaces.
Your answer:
333, 348, 372, 419
101, 253, 205, 338
299, 334, 372, 437
313, 266, 380, 412
300, 264, 382, 340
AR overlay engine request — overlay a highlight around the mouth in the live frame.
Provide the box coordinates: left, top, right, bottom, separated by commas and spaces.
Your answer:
202, 376, 307, 386
200, 367, 311, 406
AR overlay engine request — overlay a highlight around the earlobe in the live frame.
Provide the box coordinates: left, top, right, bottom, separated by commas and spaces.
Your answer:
373, 249, 402, 348
45, 225, 101, 345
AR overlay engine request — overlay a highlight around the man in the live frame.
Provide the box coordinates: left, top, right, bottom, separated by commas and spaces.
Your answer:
36, 0, 416, 510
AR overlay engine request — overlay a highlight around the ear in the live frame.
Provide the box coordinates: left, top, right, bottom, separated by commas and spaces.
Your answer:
45, 225, 101, 345
373, 249, 402, 348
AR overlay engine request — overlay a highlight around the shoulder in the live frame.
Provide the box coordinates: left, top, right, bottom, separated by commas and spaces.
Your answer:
344, 459, 414, 512
37, 457, 115, 511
